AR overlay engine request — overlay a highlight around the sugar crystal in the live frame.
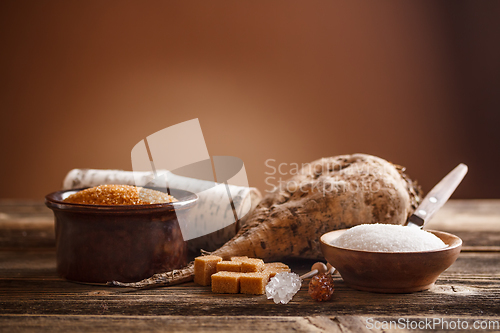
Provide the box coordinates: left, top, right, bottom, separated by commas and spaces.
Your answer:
265, 272, 302, 304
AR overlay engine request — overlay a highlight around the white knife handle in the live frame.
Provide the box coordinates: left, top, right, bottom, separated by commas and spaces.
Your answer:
413, 163, 468, 225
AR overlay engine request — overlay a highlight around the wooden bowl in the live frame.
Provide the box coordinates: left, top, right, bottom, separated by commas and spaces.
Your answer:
320, 229, 462, 293
45, 188, 197, 283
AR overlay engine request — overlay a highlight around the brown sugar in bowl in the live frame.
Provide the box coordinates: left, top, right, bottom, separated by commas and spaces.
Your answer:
45, 187, 197, 283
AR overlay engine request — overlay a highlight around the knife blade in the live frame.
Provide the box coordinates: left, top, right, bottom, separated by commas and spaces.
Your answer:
407, 163, 468, 228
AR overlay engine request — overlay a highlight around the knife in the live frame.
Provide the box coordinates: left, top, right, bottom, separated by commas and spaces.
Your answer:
406, 163, 468, 228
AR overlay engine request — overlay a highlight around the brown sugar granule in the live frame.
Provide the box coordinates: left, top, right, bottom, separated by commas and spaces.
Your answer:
211, 271, 242, 293
194, 255, 223, 286
64, 185, 177, 205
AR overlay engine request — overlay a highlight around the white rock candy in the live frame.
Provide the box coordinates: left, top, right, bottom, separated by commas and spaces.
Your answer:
265, 272, 302, 304
332, 224, 447, 252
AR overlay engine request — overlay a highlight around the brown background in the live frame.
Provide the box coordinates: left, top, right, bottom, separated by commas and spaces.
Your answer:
1, 1, 499, 199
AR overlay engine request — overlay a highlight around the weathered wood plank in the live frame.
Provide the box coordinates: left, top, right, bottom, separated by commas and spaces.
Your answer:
2, 282, 496, 317
1, 315, 498, 333
0, 200, 52, 215
426, 199, 500, 232
0, 315, 326, 333
0, 200, 55, 249
0, 250, 56, 278
305, 316, 345, 332
0, 251, 499, 317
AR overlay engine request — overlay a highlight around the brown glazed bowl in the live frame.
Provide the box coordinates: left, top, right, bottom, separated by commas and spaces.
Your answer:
320, 229, 462, 293
45, 188, 197, 284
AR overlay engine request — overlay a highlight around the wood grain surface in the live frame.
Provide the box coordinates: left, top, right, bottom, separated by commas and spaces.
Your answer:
1, 200, 499, 332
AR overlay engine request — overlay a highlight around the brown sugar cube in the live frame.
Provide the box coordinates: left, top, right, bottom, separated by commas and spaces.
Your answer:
264, 262, 289, 270
211, 271, 242, 293
230, 256, 249, 262
240, 272, 271, 295
264, 267, 291, 278
216, 260, 241, 272
240, 258, 264, 273
194, 255, 222, 286
263, 262, 291, 278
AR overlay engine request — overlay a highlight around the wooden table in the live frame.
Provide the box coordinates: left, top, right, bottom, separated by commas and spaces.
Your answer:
1, 200, 499, 332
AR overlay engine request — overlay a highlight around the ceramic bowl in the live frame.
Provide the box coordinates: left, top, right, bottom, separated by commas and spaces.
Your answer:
320, 229, 462, 293
45, 188, 197, 283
